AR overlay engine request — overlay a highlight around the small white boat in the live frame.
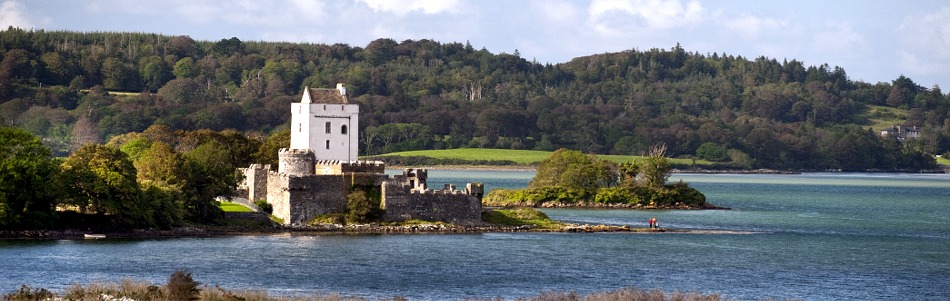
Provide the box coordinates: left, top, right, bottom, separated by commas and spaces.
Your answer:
84, 234, 106, 239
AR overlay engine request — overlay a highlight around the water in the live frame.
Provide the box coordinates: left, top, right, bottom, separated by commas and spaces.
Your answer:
2, 171, 949, 300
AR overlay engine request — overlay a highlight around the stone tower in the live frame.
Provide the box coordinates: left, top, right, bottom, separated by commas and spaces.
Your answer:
277, 148, 315, 175
289, 84, 359, 162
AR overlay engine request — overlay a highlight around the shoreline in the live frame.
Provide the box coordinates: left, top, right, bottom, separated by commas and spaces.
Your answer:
0, 222, 750, 240
391, 165, 948, 174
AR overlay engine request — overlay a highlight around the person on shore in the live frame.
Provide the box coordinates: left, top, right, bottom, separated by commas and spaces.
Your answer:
649, 217, 656, 229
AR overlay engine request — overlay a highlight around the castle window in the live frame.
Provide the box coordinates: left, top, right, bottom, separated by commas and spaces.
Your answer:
298, 123, 302, 132
325, 140, 330, 149
341, 125, 348, 135
325, 122, 331, 134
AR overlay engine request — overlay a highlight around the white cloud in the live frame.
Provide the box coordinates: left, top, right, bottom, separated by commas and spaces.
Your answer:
897, 6, 950, 75
723, 14, 787, 39
358, 0, 461, 16
0, 0, 32, 29
588, 0, 702, 36
537, 0, 580, 23
812, 20, 864, 54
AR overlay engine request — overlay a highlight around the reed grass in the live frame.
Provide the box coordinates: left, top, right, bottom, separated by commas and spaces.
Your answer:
7, 280, 779, 301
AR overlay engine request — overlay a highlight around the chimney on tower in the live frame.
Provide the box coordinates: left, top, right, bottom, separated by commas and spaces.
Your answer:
336, 83, 347, 96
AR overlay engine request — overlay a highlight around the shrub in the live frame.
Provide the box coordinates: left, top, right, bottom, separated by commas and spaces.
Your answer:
667, 181, 706, 206
167, 270, 200, 301
346, 191, 382, 223
4, 285, 53, 301
483, 189, 517, 206
254, 199, 273, 214
594, 187, 636, 204
310, 214, 346, 225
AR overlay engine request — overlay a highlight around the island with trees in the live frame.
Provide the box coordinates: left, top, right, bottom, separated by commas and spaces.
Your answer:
485, 147, 715, 210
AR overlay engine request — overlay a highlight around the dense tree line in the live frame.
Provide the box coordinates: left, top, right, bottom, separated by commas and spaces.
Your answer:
0, 28, 947, 171
0, 125, 253, 230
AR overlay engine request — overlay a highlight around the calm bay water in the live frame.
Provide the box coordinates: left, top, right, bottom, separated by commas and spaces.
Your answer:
1, 171, 949, 300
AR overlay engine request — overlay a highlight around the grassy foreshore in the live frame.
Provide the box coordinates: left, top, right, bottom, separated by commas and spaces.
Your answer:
0, 222, 679, 240
5, 279, 734, 301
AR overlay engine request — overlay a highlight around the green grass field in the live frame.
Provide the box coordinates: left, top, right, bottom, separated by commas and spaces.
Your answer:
937, 156, 950, 166
863, 105, 908, 131
377, 148, 713, 166
218, 201, 253, 213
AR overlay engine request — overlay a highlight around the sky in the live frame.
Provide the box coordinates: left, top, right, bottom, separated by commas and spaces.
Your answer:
3, 0, 950, 90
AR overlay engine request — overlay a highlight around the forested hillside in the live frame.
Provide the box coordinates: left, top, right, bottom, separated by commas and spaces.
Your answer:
1, 27, 947, 171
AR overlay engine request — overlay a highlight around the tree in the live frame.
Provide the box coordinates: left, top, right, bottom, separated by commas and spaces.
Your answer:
640, 144, 671, 189
254, 129, 290, 168
0, 127, 58, 229
181, 140, 233, 221
101, 57, 138, 91
695, 142, 726, 161
886, 75, 920, 108
173, 57, 198, 79
346, 190, 381, 223
158, 78, 204, 104
167, 270, 201, 301
212, 37, 244, 56
167, 35, 197, 58
139, 56, 172, 91
59, 144, 151, 228
530, 148, 615, 194
134, 142, 184, 189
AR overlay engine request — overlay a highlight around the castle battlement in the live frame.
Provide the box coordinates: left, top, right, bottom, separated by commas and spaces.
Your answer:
313, 160, 387, 176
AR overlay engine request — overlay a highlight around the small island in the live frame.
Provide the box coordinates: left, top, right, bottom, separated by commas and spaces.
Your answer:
484, 147, 720, 210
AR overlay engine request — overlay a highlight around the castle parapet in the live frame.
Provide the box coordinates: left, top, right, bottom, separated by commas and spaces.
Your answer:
314, 160, 386, 175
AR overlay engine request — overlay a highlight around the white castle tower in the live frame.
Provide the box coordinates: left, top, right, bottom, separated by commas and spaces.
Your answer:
289, 84, 359, 162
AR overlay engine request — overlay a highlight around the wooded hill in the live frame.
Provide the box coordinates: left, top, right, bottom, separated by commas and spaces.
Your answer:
1, 28, 947, 171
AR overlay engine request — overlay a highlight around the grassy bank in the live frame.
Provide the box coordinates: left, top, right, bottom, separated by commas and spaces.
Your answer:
5, 278, 733, 301
218, 201, 254, 213
482, 208, 564, 229
372, 148, 714, 167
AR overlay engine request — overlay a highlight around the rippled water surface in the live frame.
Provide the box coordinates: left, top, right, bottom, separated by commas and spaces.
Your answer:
2, 171, 948, 300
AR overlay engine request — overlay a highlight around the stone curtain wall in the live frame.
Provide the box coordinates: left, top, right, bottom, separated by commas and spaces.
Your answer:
243, 164, 270, 202
382, 182, 483, 225
268, 173, 348, 225
289, 175, 347, 224
266, 173, 293, 223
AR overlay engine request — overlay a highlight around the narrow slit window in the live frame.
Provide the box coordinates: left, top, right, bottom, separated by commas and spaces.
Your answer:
325, 140, 330, 149
325, 122, 331, 134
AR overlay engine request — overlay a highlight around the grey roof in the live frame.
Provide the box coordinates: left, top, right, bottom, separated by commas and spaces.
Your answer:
303, 87, 348, 104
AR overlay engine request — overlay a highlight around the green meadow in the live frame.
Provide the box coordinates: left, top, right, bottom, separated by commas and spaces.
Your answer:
375, 148, 713, 166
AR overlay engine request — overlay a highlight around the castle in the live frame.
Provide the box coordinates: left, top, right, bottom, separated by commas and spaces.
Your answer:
238, 84, 484, 226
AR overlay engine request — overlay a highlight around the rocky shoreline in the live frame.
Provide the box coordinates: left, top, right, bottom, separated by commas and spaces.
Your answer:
0, 222, 695, 240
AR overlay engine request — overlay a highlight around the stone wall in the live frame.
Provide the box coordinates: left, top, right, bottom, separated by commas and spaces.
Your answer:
266, 173, 348, 225
381, 170, 484, 225
237, 164, 270, 202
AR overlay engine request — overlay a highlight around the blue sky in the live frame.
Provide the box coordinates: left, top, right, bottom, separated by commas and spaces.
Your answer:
4, 0, 950, 90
